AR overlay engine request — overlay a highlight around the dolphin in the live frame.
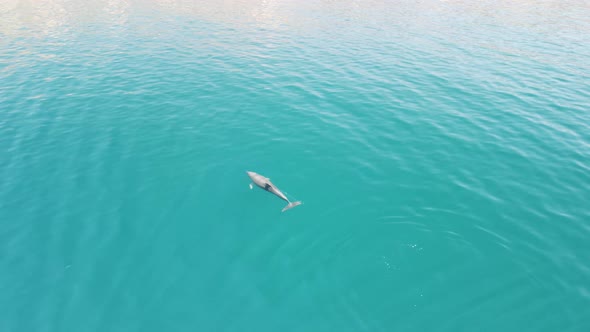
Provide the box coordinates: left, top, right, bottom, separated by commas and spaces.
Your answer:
247, 171, 302, 212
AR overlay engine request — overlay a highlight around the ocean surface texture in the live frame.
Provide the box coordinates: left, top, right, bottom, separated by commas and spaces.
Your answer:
1, 1, 590, 331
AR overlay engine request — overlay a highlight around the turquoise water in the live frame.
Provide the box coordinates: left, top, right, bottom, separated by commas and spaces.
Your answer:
2, 0, 590, 331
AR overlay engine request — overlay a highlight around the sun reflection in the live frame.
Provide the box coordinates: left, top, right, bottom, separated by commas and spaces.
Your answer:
0, 0, 587, 41
105, 0, 129, 25
0, 0, 133, 38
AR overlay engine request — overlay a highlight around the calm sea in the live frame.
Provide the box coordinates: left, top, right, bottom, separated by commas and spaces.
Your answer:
1, 1, 590, 331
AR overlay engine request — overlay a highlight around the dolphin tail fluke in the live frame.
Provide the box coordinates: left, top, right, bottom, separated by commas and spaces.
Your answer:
282, 201, 302, 212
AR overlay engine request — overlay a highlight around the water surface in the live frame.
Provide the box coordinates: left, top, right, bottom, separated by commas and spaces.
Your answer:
1, 1, 590, 331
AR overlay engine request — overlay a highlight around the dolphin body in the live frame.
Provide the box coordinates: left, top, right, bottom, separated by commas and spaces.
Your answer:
247, 171, 302, 212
